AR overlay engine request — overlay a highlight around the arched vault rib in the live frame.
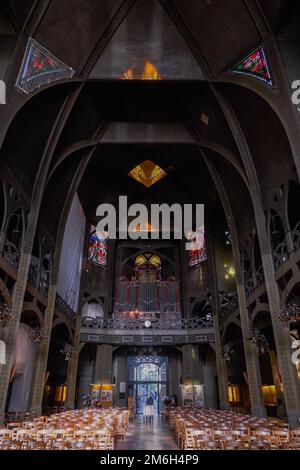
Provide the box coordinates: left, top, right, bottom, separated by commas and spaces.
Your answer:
46, 126, 248, 192
212, 71, 300, 182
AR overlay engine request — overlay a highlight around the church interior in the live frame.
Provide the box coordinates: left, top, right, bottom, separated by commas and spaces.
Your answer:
0, 0, 300, 452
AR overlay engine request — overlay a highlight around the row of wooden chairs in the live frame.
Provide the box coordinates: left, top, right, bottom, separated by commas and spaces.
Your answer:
167, 407, 300, 451
0, 407, 130, 450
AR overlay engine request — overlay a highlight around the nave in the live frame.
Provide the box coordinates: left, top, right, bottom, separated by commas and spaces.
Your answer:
116, 417, 178, 451
0, 0, 300, 456
1, 405, 300, 451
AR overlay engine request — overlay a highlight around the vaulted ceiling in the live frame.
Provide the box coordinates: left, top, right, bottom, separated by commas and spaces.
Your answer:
0, 0, 297, 248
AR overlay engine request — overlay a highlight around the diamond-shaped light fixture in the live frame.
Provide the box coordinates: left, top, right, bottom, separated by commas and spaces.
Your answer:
128, 160, 167, 188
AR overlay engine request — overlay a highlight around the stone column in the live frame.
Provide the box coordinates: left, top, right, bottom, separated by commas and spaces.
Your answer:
259, 241, 300, 425
94, 344, 113, 385
0, 212, 37, 423
213, 315, 230, 410
210, 86, 300, 425
28, 284, 57, 416
29, 149, 96, 415
65, 310, 82, 409
207, 227, 230, 410
250, 203, 300, 425
236, 282, 266, 417
268, 350, 284, 401
182, 344, 202, 385
204, 156, 266, 417
114, 354, 127, 407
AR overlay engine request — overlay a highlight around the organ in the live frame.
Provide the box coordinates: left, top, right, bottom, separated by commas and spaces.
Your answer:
114, 253, 181, 320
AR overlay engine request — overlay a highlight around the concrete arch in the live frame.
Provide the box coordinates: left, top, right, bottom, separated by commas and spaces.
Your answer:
251, 303, 271, 323
0, 278, 12, 309
21, 302, 43, 326
52, 316, 73, 342
282, 274, 300, 305
211, 74, 300, 181
221, 320, 243, 345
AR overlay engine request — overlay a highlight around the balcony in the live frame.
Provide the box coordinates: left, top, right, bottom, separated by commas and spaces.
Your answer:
80, 316, 214, 346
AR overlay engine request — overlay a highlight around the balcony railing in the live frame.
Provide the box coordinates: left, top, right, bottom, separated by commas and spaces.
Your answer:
81, 316, 213, 331
220, 294, 239, 320
55, 294, 76, 322
3, 240, 20, 269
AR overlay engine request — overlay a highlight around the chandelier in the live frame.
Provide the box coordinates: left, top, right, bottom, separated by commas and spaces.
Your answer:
278, 303, 300, 322
29, 327, 48, 343
221, 344, 234, 361
60, 343, 76, 361
245, 327, 269, 355
0, 292, 13, 323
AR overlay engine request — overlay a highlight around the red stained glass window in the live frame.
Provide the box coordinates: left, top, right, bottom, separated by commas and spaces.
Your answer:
188, 227, 207, 267
231, 46, 272, 85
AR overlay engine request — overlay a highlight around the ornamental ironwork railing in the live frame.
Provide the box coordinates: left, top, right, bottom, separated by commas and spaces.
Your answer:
55, 294, 76, 322
292, 222, 300, 252
28, 264, 49, 298
81, 316, 213, 331
255, 265, 265, 288
3, 241, 20, 269
273, 240, 289, 268
220, 294, 239, 320
245, 278, 254, 298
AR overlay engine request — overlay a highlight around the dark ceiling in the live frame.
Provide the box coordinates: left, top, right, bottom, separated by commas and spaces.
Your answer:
0, 0, 296, 247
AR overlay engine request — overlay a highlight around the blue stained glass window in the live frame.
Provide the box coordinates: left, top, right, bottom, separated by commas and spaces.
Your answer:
16, 38, 75, 94
88, 225, 107, 267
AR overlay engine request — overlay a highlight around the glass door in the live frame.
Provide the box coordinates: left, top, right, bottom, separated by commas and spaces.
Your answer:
128, 355, 168, 415
136, 383, 159, 415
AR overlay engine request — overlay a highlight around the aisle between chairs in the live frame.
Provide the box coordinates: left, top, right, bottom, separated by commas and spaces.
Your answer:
116, 416, 178, 451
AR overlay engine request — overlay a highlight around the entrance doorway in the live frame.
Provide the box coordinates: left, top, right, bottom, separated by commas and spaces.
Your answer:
128, 356, 168, 415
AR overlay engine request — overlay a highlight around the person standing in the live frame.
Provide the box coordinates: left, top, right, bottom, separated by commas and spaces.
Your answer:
146, 396, 154, 424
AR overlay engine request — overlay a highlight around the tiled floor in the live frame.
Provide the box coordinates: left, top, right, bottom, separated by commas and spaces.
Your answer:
116, 416, 179, 450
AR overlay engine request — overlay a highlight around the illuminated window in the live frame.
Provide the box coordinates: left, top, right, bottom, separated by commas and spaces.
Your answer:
230, 46, 272, 85
16, 38, 75, 94
188, 227, 207, 267
54, 385, 67, 402
122, 61, 161, 80
135, 253, 161, 268
225, 231, 232, 246
135, 363, 159, 381
228, 385, 241, 404
129, 160, 167, 188
261, 385, 277, 405
88, 225, 107, 267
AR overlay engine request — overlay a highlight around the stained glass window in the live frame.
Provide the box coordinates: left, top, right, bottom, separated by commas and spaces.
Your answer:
188, 226, 208, 267
16, 38, 75, 94
88, 225, 107, 267
135, 363, 159, 381
129, 160, 167, 188
230, 46, 272, 85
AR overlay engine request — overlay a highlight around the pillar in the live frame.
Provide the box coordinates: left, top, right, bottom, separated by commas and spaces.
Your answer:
94, 344, 113, 385
204, 156, 266, 417
253, 204, 300, 425
28, 284, 57, 416
65, 311, 83, 409
207, 226, 230, 410
260, 247, 300, 425
210, 86, 300, 425
213, 316, 230, 410
114, 353, 127, 407
0, 212, 37, 423
236, 283, 266, 417
182, 344, 202, 385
